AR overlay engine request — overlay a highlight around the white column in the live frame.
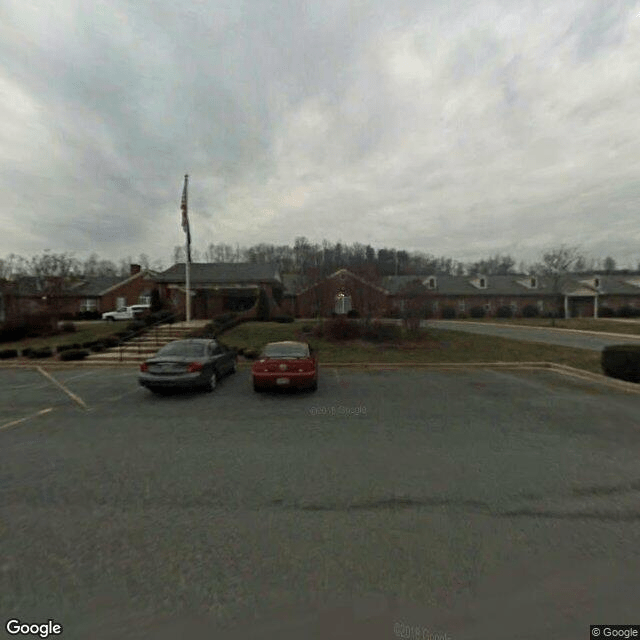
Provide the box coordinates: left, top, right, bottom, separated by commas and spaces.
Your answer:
564, 295, 569, 319
594, 294, 598, 319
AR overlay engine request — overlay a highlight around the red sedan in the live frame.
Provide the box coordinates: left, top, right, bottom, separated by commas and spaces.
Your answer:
251, 341, 318, 392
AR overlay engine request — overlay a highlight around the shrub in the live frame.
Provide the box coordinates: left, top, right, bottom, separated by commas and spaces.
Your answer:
346, 309, 360, 318
0, 324, 28, 343
441, 307, 456, 319
469, 306, 485, 318
300, 324, 313, 333
324, 317, 362, 341
56, 344, 75, 353
363, 321, 402, 342
618, 306, 640, 318
21, 348, 33, 357
90, 343, 105, 352
602, 345, 640, 383
256, 289, 271, 321
598, 306, 615, 318
77, 311, 101, 320
522, 305, 539, 318
61, 321, 76, 332
28, 347, 53, 359
59, 349, 90, 361
103, 336, 119, 348
0, 349, 18, 359
82, 340, 97, 348
126, 320, 146, 333
273, 315, 294, 323
496, 306, 513, 318
243, 348, 259, 360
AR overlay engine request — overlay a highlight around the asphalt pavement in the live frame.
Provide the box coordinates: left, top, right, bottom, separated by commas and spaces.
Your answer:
1, 365, 640, 639
423, 319, 640, 351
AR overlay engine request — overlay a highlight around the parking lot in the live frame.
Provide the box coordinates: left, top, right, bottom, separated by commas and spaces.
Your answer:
2, 365, 640, 639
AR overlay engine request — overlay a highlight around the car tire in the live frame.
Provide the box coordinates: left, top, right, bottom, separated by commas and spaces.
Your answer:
230, 360, 237, 374
253, 380, 263, 392
205, 370, 218, 392
107, 317, 114, 322
310, 379, 318, 392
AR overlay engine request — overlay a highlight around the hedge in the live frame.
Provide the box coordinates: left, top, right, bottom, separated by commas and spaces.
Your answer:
601, 345, 640, 383
59, 349, 90, 361
28, 347, 53, 359
0, 349, 18, 359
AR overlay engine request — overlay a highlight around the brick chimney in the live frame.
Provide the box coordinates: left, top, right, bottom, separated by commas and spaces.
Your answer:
130, 264, 141, 276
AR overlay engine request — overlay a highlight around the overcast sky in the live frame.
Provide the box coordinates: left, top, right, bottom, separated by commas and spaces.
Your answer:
2, 0, 640, 268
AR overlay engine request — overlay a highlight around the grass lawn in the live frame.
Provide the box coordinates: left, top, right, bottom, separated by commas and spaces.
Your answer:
0, 321, 121, 352
454, 317, 640, 335
222, 320, 603, 375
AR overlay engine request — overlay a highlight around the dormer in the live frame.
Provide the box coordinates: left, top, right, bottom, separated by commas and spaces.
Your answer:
579, 276, 602, 290
422, 276, 437, 290
470, 276, 488, 290
516, 275, 540, 289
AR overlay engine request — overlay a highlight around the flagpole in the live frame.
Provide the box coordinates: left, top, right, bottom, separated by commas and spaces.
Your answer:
184, 174, 191, 322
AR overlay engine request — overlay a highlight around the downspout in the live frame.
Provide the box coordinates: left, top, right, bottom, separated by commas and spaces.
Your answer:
564, 295, 570, 319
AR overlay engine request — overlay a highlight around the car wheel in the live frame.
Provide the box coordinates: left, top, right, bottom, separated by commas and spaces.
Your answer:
253, 380, 263, 392
310, 379, 318, 392
205, 370, 218, 392
230, 360, 237, 374
107, 317, 114, 322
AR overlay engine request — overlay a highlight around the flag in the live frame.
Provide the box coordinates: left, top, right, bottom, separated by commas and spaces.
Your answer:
180, 174, 191, 263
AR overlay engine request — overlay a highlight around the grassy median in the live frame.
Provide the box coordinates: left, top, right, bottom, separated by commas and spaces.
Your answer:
455, 317, 640, 335
222, 320, 603, 374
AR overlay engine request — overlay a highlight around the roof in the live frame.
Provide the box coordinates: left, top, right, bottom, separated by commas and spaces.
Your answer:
281, 273, 310, 295
381, 274, 640, 296
155, 263, 282, 285
297, 268, 388, 296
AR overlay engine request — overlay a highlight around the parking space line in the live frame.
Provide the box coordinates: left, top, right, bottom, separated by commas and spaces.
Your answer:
36, 367, 89, 410
334, 368, 340, 385
1, 408, 54, 431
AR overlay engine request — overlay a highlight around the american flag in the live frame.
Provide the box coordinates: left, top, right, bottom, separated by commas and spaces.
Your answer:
180, 174, 191, 263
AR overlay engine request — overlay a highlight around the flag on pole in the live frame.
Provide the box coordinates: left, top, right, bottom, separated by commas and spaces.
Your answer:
181, 174, 192, 263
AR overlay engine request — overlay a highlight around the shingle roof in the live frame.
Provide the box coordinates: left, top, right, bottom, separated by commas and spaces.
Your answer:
155, 263, 281, 285
281, 273, 310, 295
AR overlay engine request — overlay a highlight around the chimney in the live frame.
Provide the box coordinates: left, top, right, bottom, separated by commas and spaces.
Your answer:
130, 264, 141, 276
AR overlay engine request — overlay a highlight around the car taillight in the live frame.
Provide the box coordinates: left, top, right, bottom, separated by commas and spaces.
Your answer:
140, 363, 148, 372
187, 362, 203, 372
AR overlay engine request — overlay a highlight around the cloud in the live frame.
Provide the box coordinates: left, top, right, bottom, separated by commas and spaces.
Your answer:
1, 0, 639, 267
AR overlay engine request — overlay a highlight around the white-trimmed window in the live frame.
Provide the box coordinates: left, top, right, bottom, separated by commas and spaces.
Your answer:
80, 298, 97, 312
510, 302, 518, 314
432, 301, 439, 313
116, 297, 126, 308
483, 303, 492, 313
530, 277, 537, 288
458, 300, 466, 311
428, 277, 436, 289
594, 278, 600, 288
479, 278, 487, 289
138, 295, 151, 305
537, 300, 544, 312
334, 292, 352, 314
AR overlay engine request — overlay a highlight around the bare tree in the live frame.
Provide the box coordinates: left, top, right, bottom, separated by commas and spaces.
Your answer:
534, 245, 583, 325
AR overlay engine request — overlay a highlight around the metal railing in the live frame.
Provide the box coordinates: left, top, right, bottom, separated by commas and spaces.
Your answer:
117, 311, 184, 361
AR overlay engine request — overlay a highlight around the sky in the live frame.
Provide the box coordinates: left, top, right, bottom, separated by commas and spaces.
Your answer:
2, 0, 640, 268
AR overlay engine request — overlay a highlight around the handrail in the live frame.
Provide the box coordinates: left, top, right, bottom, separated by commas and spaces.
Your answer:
118, 311, 183, 361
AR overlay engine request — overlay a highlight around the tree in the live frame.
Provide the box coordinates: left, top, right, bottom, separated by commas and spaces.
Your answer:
534, 245, 583, 326
603, 256, 617, 274
256, 287, 270, 321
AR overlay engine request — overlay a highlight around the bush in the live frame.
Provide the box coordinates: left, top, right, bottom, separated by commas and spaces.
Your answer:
324, 317, 362, 341
598, 306, 615, 318
59, 349, 90, 361
363, 321, 402, 342
469, 306, 485, 318
61, 321, 76, 332
126, 320, 146, 333
82, 340, 98, 348
0, 324, 28, 343
496, 306, 513, 318
300, 324, 313, 334
77, 311, 101, 320
243, 348, 259, 360
522, 305, 539, 318
272, 315, 294, 323
28, 347, 53, 359
602, 345, 640, 383
103, 336, 119, 348
346, 309, 360, 318
149, 310, 174, 325
21, 348, 32, 357
56, 344, 75, 353
0, 349, 18, 359
617, 306, 640, 318
90, 343, 105, 352
441, 307, 456, 319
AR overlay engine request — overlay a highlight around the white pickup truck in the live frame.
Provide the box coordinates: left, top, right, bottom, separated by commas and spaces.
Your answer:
102, 304, 150, 321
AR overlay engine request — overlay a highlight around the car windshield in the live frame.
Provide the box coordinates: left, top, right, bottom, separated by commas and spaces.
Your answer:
261, 344, 309, 359
155, 342, 206, 358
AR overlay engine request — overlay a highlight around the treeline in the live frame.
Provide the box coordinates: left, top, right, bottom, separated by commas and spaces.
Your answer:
0, 240, 633, 280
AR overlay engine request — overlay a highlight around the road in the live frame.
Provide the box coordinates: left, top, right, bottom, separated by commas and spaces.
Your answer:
423, 319, 640, 351
1, 366, 640, 639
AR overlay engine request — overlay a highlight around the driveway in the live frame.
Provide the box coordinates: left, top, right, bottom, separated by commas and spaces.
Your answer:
2, 366, 640, 639
423, 319, 640, 351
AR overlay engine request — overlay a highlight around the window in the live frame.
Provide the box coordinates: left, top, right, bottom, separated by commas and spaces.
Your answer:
537, 300, 544, 312
138, 295, 151, 305
334, 292, 352, 314
530, 277, 537, 288
594, 278, 600, 288
479, 278, 486, 288
458, 300, 466, 311
80, 298, 97, 312
117, 297, 126, 308
483, 303, 491, 312
432, 301, 439, 313
428, 277, 436, 289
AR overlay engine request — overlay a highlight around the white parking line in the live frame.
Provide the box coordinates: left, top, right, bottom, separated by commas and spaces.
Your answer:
1, 408, 54, 431
334, 368, 340, 384
36, 367, 88, 410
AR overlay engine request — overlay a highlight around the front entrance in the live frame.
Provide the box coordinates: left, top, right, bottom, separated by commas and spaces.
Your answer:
568, 296, 595, 318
